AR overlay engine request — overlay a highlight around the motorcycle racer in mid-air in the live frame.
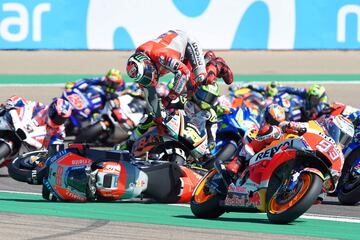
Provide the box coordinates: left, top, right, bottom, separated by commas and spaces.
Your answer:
124, 29, 234, 149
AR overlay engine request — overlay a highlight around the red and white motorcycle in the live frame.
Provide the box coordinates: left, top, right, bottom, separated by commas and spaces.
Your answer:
0, 104, 47, 168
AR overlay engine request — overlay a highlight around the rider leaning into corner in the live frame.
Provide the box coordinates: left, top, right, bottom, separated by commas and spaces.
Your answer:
123, 29, 234, 149
0, 96, 72, 167
215, 104, 308, 193
216, 103, 354, 202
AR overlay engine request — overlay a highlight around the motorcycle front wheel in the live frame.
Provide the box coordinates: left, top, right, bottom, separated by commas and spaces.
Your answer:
266, 171, 322, 224
8, 151, 48, 184
338, 148, 360, 205
190, 169, 225, 219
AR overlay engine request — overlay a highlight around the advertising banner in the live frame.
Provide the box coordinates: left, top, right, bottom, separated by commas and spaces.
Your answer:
0, 0, 359, 50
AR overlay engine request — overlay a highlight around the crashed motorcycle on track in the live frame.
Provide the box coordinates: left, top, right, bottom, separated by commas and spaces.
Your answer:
8, 144, 203, 203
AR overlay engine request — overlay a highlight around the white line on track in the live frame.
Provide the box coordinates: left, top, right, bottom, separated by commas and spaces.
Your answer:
301, 213, 360, 223
169, 203, 360, 223
1, 192, 360, 224
0, 84, 64, 87
0, 190, 41, 195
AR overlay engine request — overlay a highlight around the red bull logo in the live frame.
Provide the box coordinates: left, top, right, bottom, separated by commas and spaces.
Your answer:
248, 191, 261, 207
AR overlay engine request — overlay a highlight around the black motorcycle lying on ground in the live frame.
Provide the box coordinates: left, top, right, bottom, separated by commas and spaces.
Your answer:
8, 144, 204, 203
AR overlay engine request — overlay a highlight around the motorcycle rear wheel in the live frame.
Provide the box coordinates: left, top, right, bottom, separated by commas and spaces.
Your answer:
266, 171, 322, 224
190, 169, 225, 219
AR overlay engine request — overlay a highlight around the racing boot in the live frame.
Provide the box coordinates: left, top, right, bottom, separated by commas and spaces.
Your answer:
204, 50, 217, 64
215, 57, 234, 85
205, 57, 234, 85
210, 156, 244, 195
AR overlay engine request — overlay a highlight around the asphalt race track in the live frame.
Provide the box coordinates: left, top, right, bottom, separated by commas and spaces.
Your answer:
0, 51, 359, 239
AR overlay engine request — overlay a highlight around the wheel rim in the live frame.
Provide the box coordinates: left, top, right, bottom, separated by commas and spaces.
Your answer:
268, 173, 312, 214
194, 170, 217, 204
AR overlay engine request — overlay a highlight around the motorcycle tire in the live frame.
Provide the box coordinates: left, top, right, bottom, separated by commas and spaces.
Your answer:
74, 123, 105, 143
266, 171, 323, 224
190, 169, 225, 219
337, 148, 360, 205
338, 178, 360, 206
8, 151, 47, 184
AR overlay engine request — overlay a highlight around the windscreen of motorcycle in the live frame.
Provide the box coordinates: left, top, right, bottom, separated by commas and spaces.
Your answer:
325, 115, 354, 148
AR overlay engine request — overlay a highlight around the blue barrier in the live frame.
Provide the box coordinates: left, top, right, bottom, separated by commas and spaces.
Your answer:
0, 0, 359, 50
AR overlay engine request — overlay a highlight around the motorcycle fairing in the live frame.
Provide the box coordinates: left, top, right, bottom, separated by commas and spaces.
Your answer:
224, 177, 264, 209
46, 151, 93, 201
63, 85, 105, 123
132, 129, 163, 159
177, 167, 203, 203
133, 109, 209, 159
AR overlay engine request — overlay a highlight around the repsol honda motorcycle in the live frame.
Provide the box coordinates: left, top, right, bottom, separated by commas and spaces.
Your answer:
191, 116, 353, 224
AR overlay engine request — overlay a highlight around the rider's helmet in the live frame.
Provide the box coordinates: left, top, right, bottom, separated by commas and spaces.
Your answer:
306, 84, 328, 110
193, 83, 220, 110
126, 52, 158, 87
266, 81, 280, 97
324, 115, 354, 148
104, 68, 125, 93
47, 98, 72, 128
263, 104, 286, 126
